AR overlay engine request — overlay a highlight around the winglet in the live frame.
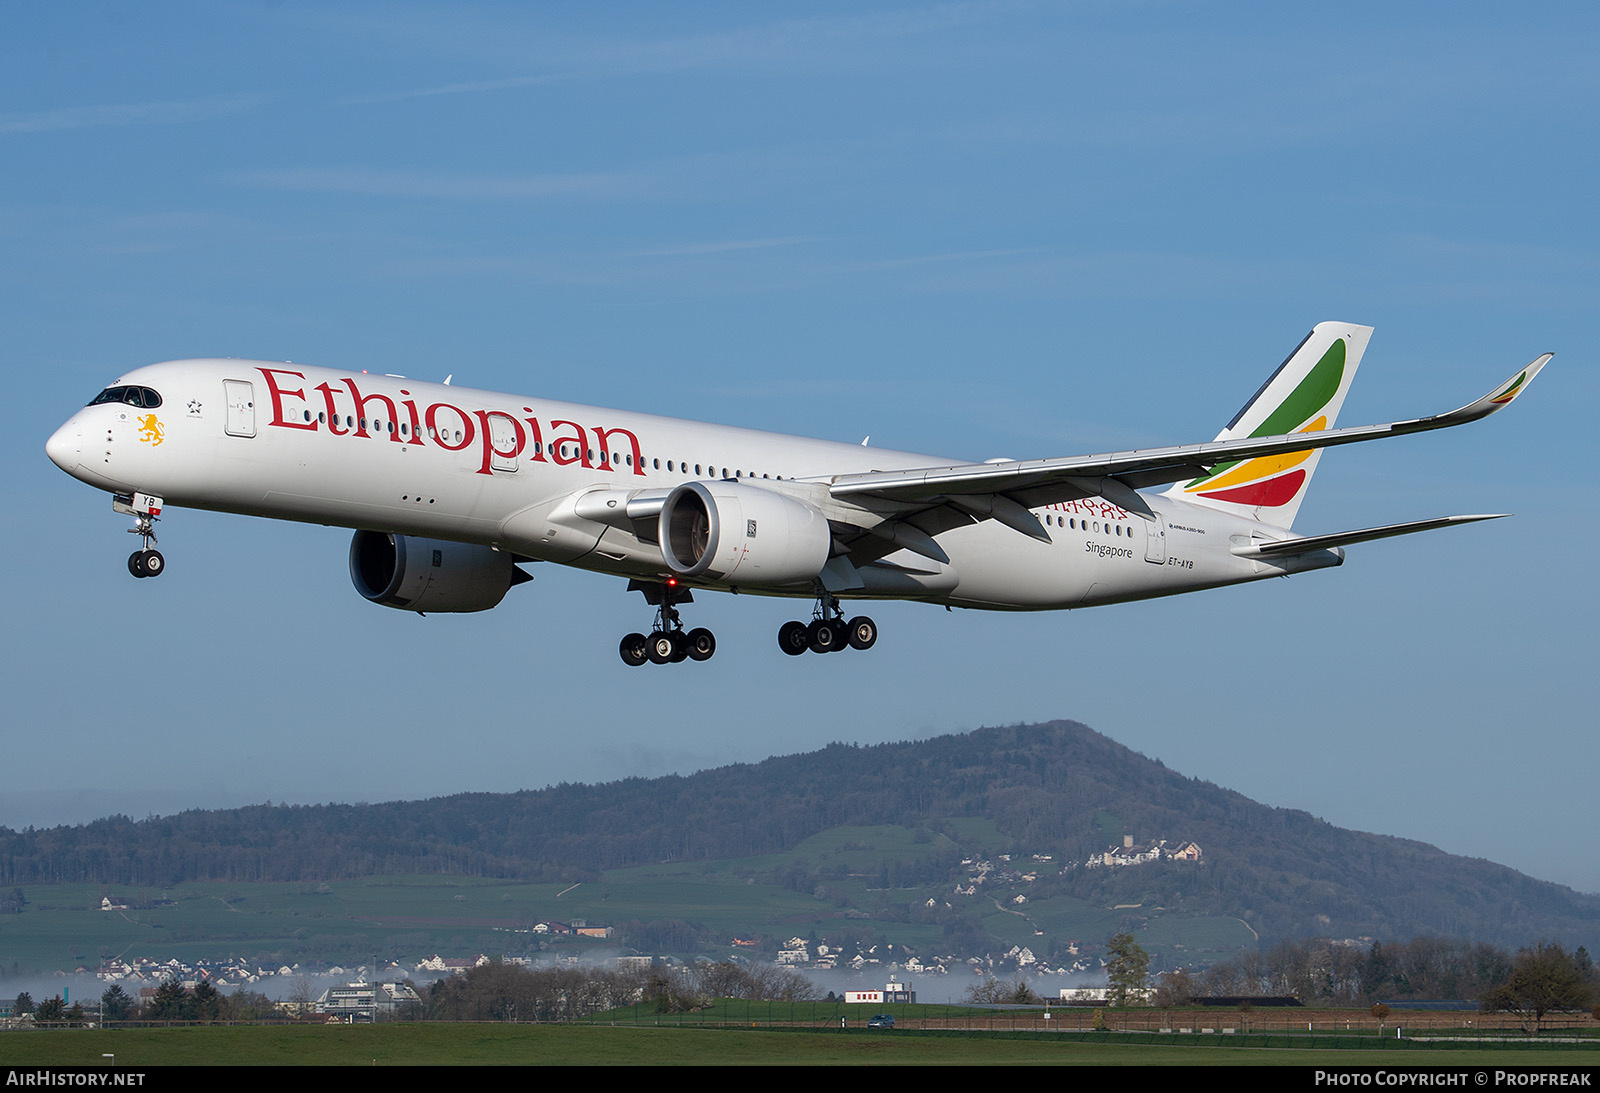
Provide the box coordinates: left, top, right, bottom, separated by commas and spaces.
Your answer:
1434, 353, 1551, 425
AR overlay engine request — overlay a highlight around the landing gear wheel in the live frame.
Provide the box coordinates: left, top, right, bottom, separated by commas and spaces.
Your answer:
686, 627, 716, 662
647, 631, 676, 665
808, 618, 843, 654
846, 615, 877, 651
619, 633, 649, 667
139, 549, 165, 578
128, 551, 147, 578
667, 630, 689, 663
778, 620, 810, 656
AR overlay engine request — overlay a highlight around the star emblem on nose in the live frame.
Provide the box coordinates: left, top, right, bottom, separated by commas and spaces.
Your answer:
188, 400, 203, 416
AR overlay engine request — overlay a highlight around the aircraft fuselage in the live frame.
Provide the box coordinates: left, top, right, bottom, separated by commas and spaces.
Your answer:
47, 358, 1313, 613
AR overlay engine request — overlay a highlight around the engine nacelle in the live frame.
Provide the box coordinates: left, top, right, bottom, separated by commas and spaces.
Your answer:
658, 481, 831, 587
349, 531, 526, 613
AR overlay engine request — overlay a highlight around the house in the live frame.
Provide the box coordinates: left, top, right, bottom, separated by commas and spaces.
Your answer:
315, 982, 422, 1022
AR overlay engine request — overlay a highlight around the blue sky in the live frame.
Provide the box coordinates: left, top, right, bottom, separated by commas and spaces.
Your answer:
7, 3, 1597, 897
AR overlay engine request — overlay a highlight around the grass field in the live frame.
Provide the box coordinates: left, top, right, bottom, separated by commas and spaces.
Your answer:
1, 1023, 1596, 1067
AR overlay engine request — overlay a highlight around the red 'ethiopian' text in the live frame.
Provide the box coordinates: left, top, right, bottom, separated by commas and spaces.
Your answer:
256, 367, 646, 478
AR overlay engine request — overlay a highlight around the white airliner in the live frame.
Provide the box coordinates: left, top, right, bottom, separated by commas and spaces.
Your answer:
46, 322, 1546, 666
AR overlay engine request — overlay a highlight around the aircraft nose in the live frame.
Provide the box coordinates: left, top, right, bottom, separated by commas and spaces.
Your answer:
46, 418, 82, 473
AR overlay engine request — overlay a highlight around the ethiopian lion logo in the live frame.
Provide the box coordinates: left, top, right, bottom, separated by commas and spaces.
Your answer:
137, 413, 164, 446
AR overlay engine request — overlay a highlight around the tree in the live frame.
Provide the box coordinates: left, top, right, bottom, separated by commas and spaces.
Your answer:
641, 968, 703, 1014
191, 980, 223, 1023
146, 978, 191, 1022
34, 996, 66, 1023
1105, 932, 1150, 1006
222, 989, 277, 1022
1363, 941, 1395, 999
1153, 968, 1196, 1008
963, 975, 1005, 1004
286, 977, 315, 1018
12, 992, 34, 1016
964, 975, 1040, 1005
1480, 941, 1596, 1034
100, 984, 134, 1023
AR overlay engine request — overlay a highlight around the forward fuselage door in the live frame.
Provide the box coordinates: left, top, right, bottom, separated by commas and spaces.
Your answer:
223, 380, 256, 438
1143, 512, 1167, 564
489, 413, 520, 472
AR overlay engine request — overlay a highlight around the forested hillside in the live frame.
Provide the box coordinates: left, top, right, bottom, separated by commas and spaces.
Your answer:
3, 721, 1594, 947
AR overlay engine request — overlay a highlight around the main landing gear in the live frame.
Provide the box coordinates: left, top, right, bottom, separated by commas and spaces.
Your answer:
777, 593, 877, 657
618, 582, 878, 665
118, 493, 166, 579
619, 582, 716, 668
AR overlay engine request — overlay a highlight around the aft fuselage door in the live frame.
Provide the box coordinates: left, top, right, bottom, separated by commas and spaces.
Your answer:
1143, 512, 1167, 564
223, 380, 256, 438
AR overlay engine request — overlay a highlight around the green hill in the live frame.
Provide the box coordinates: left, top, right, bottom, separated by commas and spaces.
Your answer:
2, 722, 1594, 956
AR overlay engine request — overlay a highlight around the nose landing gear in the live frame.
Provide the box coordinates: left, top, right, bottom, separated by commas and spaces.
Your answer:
117, 492, 166, 578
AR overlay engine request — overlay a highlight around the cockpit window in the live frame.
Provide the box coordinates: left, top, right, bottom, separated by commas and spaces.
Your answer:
89, 386, 163, 409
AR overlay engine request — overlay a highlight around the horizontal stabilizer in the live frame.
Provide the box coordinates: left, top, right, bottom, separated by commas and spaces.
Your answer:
1229, 514, 1508, 558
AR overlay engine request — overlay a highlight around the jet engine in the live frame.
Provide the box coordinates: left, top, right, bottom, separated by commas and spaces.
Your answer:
658, 481, 831, 586
349, 530, 529, 613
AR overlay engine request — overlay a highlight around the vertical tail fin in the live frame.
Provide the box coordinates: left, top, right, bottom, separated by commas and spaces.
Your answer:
1164, 321, 1372, 529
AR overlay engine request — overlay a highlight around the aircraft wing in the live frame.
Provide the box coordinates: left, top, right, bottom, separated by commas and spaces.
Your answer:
827, 356, 1549, 513
1229, 514, 1508, 558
